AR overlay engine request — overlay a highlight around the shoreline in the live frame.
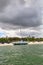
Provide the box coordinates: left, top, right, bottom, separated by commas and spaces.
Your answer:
0, 42, 43, 46
0, 43, 13, 46
28, 42, 43, 44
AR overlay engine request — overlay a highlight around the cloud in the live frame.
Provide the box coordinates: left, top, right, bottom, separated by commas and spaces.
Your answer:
0, 0, 10, 12
16, 28, 40, 37
0, 0, 42, 29
0, 22, 21, 30
0, 27, 42, 38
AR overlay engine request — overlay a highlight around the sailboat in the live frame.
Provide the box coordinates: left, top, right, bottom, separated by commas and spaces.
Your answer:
13, 40, 28, 45
13, 28, 28, 45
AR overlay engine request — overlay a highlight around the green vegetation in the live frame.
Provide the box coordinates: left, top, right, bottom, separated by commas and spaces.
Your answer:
0, 45, 43, 65
0, 37, 43, 43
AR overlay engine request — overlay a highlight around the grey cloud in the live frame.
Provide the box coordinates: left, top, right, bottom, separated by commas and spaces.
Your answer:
0, 0, 42, 29
0, 23, 21, 30
14, 8, 41, 27
1, 8, 41, 28
0, 0, 10, 12
16, 30, 40, 37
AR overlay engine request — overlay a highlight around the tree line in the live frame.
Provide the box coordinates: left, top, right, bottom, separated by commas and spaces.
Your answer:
0, 37, 43, 43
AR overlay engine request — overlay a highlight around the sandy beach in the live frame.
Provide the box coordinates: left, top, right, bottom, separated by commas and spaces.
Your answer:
0, 43, 13, 46
0, 42, 43, 46
29, 42, 43, 44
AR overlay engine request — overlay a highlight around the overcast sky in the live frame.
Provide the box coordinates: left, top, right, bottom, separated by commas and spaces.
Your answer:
0, 0, 43, 37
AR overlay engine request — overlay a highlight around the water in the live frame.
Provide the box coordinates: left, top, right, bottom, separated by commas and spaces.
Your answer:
0, 44, 43, 65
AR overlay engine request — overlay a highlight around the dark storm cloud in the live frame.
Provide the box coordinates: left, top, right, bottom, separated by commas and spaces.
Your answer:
0, 0, 42, 29
1, 8, 41, 28
0, 23, 21, 30
0, 0, 10, 12
13, 8, 41, 27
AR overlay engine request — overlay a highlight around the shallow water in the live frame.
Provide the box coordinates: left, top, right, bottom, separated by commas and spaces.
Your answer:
0, 44, 43, 65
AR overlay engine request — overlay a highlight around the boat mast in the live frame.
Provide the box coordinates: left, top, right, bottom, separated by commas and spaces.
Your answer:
20, 26, 23, 40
